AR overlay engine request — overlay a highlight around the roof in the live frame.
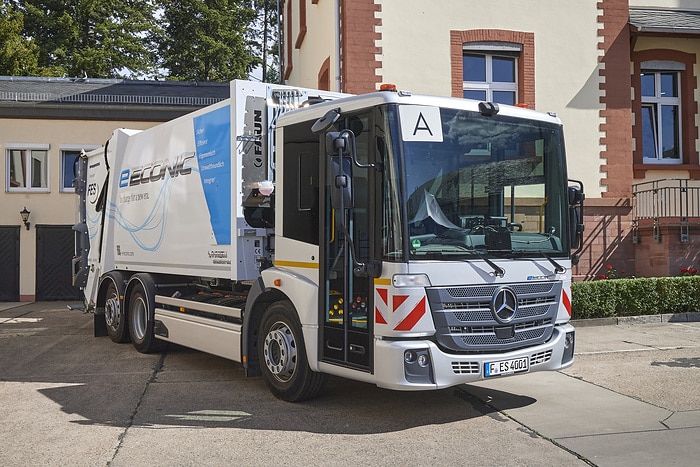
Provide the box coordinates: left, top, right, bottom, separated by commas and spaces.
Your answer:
629, 8, 700, 35
0, 76, 230, 121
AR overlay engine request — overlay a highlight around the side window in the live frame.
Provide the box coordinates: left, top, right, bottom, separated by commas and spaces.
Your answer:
282, 120, 320, 245
61, 150, 81, 192
640, 71, 681, 162
6, 145, 49, 192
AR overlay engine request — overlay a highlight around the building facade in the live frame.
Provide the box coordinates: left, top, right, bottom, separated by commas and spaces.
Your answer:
0, 77, 228, 301
282, 0, 700, 279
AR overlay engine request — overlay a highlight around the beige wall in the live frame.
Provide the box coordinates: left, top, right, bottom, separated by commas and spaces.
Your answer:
631, 0, 699, 8
1, 118, 157, 299
375, 1, 605, 199
286, 0, 339, 91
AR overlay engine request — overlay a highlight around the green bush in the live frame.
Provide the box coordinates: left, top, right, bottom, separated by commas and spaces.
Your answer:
571, 276, 700, 319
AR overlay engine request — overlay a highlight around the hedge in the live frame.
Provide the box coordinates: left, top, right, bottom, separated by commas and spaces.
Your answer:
571, 276, 700, 320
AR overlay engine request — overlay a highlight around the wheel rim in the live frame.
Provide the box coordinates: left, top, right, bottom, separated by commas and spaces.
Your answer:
263, 321, 297, 382
131, 296, 148, 341
105, 291, 120, 328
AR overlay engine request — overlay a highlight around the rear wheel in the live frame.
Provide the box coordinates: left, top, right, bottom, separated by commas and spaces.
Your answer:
104, 277, 129, 343
258, 301, 327, 402
128, 275, 166, 353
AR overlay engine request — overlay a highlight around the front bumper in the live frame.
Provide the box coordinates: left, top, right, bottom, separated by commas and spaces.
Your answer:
373, 323, 575, 390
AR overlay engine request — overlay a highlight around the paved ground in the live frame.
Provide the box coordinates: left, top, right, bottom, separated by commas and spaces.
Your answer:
1, 301, 699, 466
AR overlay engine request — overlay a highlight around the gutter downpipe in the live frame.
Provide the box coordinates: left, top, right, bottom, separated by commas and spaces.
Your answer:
335, 0, 342, 92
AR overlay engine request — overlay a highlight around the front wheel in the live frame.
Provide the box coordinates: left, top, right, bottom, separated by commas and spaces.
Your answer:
258, 301, 327, 402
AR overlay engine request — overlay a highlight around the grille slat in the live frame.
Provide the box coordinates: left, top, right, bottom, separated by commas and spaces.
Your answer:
451, 361, 480, 374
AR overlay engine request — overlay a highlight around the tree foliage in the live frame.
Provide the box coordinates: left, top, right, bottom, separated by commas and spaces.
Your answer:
249, 0, 280, 83
1, 0, 278, 81
0, 2, 52, 76
15, 0, 159, 78
159, 0, 256, 81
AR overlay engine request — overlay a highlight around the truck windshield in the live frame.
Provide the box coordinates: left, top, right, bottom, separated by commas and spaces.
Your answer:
381, 105, 570, 262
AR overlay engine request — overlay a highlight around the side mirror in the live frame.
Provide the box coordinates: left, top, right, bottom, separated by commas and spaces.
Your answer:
325, 131, 352, 157
312, 108, 341, 134
330, 156, 353, 210
568, 181, 585, 263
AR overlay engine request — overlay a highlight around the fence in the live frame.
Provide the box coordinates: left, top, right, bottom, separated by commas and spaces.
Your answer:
632, 178, 700, 242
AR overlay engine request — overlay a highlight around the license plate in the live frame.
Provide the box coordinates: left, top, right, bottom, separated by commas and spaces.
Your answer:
484, 357, 529, 377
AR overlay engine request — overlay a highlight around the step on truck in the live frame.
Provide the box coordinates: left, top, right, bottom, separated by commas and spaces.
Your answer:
73, 80, 585, 402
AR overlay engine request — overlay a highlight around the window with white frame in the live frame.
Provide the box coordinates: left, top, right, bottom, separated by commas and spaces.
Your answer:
60, 145, 99, 192
6, 144, 49, 191
640, 68, 681, 162
463, 42, 519, 105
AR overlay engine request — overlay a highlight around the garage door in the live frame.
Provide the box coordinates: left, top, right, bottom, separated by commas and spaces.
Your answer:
36, 225, 82, 301
0, 226, 20, 301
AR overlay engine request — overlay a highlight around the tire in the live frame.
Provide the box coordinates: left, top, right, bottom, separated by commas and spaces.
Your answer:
103, 276, 129, 343
128, 275, 166, 354
258, 301, 327, 402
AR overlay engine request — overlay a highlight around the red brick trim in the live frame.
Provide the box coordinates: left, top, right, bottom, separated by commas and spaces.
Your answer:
631, 49, 700, 179
312, 0, 319, 4
597, 0, 633, 198
318, 56, 331, 90
295, 0, 307, 49
450, 30, 535, 109
340, 0, 382, 93
284, 0, 293, 80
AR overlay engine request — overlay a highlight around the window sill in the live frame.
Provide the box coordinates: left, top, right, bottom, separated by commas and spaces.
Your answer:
634, 163, 700, 179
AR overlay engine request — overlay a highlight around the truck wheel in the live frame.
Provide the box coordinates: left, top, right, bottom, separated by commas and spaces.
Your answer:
104, 276, 129, 343
128, 276, 166, 354
258, 301, 327, 402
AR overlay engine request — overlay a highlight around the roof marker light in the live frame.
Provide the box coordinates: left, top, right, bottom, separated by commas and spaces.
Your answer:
379, 83, 397, 92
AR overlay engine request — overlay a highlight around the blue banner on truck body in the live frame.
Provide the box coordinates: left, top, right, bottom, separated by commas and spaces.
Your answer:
194, 105, 232, 245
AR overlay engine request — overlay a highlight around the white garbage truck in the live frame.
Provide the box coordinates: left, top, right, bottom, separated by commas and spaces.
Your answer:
73, 80, 584, 401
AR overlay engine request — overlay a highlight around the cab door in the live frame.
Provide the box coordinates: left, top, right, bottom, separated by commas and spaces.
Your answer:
319, 112, 376, 371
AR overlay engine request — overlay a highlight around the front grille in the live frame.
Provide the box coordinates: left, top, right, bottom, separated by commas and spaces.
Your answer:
451, 361, 480, 374
427, 281, 562, 353
530, 350, 553, 365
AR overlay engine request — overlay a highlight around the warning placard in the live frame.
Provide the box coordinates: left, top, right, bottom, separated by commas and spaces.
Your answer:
398, 105, 443, 142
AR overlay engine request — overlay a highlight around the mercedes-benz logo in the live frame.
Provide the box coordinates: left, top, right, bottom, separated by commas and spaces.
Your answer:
491, 287, 518, 323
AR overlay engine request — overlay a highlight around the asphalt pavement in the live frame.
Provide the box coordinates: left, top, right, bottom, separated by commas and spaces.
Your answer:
1, 301, 699, 466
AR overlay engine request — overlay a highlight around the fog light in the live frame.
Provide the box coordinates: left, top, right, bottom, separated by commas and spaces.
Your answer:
403, 348, 434, 384
565, 332, 574, 348
404, 350, 417, 364
417, 354, 429, 367
561, 331, 575, 365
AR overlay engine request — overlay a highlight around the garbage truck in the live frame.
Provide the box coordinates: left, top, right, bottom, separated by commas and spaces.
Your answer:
73, 80, 584, 402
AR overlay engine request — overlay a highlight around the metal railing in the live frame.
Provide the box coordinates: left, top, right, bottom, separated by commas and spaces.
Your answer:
0, 91, 223, 107
632, 178, 700, 242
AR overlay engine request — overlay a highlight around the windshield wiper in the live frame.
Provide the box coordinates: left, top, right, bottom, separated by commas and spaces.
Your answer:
542, 252, 566, 274
416, 242, 505, 277
511, 250, 566, 274
474, 251, 506, 277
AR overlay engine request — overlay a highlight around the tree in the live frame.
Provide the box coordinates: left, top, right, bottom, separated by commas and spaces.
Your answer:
0, 2, 43, 75
249, 0, 280, 83
17, 0, 159, 78
159, 0, 256, 81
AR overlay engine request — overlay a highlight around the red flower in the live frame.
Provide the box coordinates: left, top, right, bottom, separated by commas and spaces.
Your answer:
598, 274, 606, 279
681, 267, 688, 273
606, 265, 613, 270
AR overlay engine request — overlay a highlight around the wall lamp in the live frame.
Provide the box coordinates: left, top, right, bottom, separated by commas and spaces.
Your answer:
20, 207, 31, 230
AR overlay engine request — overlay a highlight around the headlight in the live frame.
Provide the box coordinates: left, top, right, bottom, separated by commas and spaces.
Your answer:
393, 274, 431, 287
